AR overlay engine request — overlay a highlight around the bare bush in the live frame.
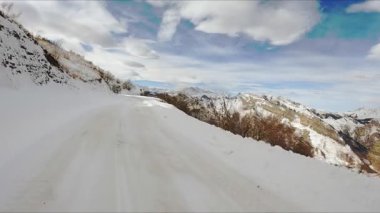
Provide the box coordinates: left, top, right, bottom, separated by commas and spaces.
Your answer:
156, 93, 192, 115
122, 80, 134, 91
99, 71, 115, 84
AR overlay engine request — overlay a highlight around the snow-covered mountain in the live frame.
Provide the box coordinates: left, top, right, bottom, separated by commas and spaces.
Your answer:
153, 89, 380, 173
235, 94, 363, 168
345, 108, 380, 120
2, 11, 380, 212
175, 87, 219, 97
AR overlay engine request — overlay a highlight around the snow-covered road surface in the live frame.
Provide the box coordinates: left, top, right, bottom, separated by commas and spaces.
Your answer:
1, 87, 380, 212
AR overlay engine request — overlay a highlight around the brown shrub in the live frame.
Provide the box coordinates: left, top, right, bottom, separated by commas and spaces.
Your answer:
156, 93, 192, 115
368, 141, 380, 173
209, 103, 314, 157
122, 80, 134, 91
100, 71, 115, 83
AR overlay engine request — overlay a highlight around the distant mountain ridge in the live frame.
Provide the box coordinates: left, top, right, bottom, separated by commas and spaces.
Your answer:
345, 108, 380, 120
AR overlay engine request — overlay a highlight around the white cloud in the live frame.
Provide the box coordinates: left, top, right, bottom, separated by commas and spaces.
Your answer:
152, 1, 321, 45
346, 1, 380, 61
83, 45, 141, 79
123, 37, 159, 59
346, 0, 380, 13
5, 0, 379, 111
7, 0, 127, 52
145, 0, 167, 8
129, 51, 380, 111
368, 43, 380, 60
157, 9, 181, 42
124, 61, 146, 69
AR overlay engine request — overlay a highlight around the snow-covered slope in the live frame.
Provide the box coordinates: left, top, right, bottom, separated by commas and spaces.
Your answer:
345, 108, 380, 120
179, 92, 363, 168
0, 12, 69, 87
1, 87, 380, 212
159, 89, 380, 172
0, 12, 136, 93
36, 37, 139, 94
246, 94, 363, 168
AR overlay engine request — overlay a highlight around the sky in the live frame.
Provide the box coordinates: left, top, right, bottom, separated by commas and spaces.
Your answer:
3, 0, 380, 112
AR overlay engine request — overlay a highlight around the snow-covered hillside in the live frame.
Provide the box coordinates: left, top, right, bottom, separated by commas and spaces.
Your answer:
35, 37, 139, 94
0, 12, 69, 87
0, 12, 136, 94
236, 94, 363, 168
1, 87, 380, 212
159, 89, 380, 173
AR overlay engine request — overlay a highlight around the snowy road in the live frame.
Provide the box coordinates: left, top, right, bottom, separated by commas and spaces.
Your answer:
1, 88, 380, 212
